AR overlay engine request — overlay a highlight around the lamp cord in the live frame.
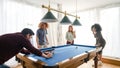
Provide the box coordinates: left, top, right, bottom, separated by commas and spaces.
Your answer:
49, 0, 50, 6
76, 0, 77, 17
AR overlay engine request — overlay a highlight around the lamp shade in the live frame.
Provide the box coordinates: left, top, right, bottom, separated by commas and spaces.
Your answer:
60, 16, 72, 24
41, 11, 58, 22
72, 18, 81, 26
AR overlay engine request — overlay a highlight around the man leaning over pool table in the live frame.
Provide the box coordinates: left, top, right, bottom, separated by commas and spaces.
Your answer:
0, 28, 52, 68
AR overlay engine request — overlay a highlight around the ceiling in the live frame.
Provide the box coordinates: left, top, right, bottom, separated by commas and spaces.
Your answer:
13, 0, 120, 12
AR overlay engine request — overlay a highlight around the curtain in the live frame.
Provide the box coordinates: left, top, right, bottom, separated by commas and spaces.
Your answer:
0, 0, 58, 48
100, 7, 120, 58
47, 23, 58, 46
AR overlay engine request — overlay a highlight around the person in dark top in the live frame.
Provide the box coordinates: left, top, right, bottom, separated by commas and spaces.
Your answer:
91, 24, 106, 66
0, 28, 52, 68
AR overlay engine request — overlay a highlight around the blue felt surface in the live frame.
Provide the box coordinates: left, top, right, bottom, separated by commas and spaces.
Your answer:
28, 44, 96, 66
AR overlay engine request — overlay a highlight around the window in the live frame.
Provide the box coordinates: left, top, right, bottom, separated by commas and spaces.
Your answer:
100, 7, 120, 58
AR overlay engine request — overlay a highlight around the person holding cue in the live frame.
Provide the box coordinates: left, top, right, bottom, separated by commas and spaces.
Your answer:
0, 28, 52, 68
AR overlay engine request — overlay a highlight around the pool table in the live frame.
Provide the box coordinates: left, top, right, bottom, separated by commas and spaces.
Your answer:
16, 44, 100, 68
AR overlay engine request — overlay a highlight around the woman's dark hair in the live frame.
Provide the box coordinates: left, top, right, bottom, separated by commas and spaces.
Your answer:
91, 24, 102, 32
21, 28, 34, 36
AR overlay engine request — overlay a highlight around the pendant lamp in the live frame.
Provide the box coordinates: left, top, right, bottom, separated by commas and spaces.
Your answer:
72, 0, 81, 26
60, 11, 72, 24
72, 18, 81, 26
41, 4, 58, 22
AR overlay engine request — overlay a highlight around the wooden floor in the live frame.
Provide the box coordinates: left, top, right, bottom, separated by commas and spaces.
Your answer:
77, 60, 120, 68
13, 60, 120, 68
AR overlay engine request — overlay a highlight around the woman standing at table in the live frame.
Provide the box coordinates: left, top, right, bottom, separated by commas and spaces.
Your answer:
36, 22, 49, 49
91, 23, 106, 66
66, 25, 76, 45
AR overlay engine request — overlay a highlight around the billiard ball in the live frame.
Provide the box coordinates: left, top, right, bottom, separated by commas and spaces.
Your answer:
76, 46, 78, 49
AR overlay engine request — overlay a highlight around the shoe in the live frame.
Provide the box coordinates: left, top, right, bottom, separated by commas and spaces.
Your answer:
92, 61, 103, 67
98, 61, 103, 66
